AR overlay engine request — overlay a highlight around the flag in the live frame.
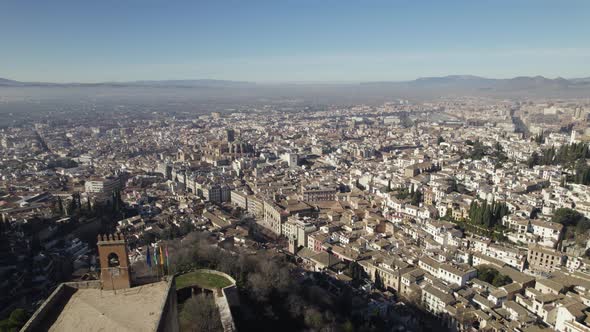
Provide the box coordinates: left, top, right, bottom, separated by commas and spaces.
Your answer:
146, 246, 152, 268
165, 245, 169, 271
153, 245, 158, 266
159, 246, 164, 266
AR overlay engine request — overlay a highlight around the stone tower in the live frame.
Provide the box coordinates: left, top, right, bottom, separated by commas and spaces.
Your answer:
288, 236, 298, 255
97, 233, 131, 290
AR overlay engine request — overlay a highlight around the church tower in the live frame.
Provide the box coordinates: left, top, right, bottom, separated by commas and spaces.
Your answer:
97, 233, 131, 290
288, 236, 298, 255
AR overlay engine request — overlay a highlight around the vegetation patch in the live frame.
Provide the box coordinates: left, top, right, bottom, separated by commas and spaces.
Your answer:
176, 270, 233, 290
527, 143, 590, 185
476, 266, 512, 287
551, 208, 590, 245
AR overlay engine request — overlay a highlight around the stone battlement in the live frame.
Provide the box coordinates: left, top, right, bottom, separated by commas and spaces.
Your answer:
97, 232, 126, 243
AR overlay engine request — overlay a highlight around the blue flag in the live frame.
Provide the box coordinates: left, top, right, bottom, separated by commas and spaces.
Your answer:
146, 246, 152, 268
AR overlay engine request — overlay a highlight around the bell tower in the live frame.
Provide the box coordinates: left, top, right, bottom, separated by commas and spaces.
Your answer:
97, 233, 131, 290
288, 235, 298, 255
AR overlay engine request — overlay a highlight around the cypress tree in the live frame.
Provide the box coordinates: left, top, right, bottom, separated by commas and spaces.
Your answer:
76, 193, 81, 210
374, 272, 383, 290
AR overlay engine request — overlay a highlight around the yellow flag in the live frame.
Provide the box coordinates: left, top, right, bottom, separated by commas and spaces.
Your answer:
159, 246, 164, 265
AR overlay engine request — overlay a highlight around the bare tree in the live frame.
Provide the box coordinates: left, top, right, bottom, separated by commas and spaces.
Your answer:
179, 293, 223, 332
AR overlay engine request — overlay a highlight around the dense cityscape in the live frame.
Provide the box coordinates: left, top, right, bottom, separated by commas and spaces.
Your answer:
1, 95, 590, 331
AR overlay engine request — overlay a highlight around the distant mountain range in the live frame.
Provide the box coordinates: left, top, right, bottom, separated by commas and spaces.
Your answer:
363, 75, 589, 89
0, 78, 253, 88
2, 75, 590, 100
1, 75, 590, 89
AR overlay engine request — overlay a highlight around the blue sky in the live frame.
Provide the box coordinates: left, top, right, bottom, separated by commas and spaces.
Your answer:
1, 0, 589, 82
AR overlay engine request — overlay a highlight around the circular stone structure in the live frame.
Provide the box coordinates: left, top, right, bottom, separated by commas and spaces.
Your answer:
175, 269, 235, 291
175, 269, 238, 332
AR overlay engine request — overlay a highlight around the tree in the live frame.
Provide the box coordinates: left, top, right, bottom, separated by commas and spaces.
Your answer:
374, 272, 384, 290
75, 192, 82, 210
0, 308, 28, 332
576, 219, 590, 235
8, 309, 27, 325
572, 159, 590, 185
449, 177, 459, 193
469, 140, 488, 160
477, 266, 512, 287
179, 222, 194, 236
112, 192, 118, 213
166, 230, 387, 332
395, 187, 410, 200
469, 200, 509, 228
179, 293, 223, 332
533, 143, 590, 169
492, 274, 512, 287
341, 320, 355, 332
490, 142, 508, 166
443, 208, 453, 220
494, 142, 504, 157
527, 151, 540, 168
482, 202, 492, 227
304, 308, 326, 330
551, 208, 590, 242
437, 136, 445, 144
247, 258, 291, 302
66, 198, 76, 216
552, 208, 583, 227
142, 232, 156, 245
400, 113, 414, 128
347, 261, 364, 281
411, 189, 422, 206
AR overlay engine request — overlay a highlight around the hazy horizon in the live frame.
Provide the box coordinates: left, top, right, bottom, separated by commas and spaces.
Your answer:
2, 73, 589, 85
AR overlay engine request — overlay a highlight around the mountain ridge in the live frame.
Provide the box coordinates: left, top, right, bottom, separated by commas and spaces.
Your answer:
0, 78, 254, 88
1, 76, 590, 100
2, 75, 589, 87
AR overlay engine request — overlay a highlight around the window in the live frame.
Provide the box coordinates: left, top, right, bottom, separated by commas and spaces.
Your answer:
107, 252, 120, 267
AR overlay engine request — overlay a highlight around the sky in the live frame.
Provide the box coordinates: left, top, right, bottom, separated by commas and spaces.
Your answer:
1, 0, 589, 83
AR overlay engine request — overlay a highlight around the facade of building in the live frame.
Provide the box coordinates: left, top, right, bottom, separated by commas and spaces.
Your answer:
527, 244, 565, 272
230, 190, 248, 210
301, 185, 337, 202
85, 177, 121, 194
262, 200, 288, 235
421, 284, 455, 315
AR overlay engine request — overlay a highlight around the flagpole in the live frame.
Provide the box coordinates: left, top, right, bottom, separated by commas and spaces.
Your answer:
159, 245, 164, 277
146, 244, 153, 281
151, 246, 154, 280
